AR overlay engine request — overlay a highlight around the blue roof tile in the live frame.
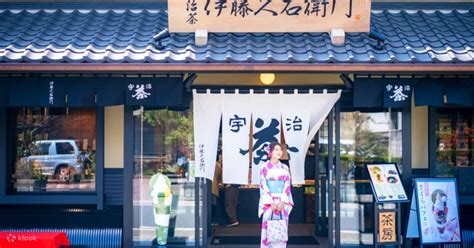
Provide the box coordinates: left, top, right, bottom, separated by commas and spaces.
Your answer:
0, 7, 472, 64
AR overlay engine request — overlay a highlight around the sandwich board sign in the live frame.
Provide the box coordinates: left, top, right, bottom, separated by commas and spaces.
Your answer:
406, 178, 462, 246
168, 0, 372, 33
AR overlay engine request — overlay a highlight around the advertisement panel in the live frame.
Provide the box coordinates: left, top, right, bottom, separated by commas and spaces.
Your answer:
414, 178, 461, 245
367, 163, 408, 203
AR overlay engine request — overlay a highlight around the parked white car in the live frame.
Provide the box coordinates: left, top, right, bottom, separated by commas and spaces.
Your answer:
24, 140, 83, 182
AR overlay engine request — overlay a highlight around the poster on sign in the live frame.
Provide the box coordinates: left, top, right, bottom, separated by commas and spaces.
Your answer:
414, 178, 461, 245
367, 163, 408, 203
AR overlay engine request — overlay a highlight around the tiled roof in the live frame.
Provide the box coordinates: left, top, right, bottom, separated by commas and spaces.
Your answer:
0, 5, 473, 64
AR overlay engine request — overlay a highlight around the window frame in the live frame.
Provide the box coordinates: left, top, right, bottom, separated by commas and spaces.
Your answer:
429, 106, 474, 204
430, 107, 474, 177
0, 106, 105, 210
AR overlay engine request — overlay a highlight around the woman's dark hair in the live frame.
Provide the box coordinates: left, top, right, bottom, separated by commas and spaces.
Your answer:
431, 189, 447, 204
269, 142, 283, 152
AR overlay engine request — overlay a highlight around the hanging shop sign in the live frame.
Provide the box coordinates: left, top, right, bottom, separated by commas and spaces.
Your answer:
193, 90, 223, 180
353, 78, 414, 108
193, 89, 341, 184
406, 178, 462, 245
367, 163, 408, 203
383, 83, 412, 108
222, 92, 252, 185
378, 211, 397, 243
168, 0, 372, 33
1, 76, 184, 107
249, 93, 283, 184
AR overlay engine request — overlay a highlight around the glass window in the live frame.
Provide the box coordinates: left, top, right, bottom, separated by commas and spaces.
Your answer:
339, 111, 403, 246
56, 142, 75, 155
31, 142, 51, 156
10, 108, 96, 193
133, 109, 196, 246
435, 109, 474, 177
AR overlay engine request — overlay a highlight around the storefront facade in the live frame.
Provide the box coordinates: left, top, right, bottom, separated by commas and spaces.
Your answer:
0, 1, 473, 247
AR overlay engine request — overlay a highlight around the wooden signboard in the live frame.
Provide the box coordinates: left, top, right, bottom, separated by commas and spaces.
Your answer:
168, 0, 372, 33
378, 211, 397, 243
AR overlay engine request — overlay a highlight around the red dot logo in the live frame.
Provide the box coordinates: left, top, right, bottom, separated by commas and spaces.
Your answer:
6, 234, 16, 243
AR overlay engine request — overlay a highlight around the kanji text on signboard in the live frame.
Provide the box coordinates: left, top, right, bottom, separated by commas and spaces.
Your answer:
168, 0, 371, 33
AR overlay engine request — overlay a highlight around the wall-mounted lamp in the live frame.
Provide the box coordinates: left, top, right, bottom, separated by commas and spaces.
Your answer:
260, 73, 275, 85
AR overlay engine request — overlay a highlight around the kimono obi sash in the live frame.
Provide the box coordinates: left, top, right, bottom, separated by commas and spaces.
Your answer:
267, 180, 285, 194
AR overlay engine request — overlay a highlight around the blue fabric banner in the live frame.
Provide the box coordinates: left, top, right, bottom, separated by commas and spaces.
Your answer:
354, 78, 413, 108
1, 76, 184, 108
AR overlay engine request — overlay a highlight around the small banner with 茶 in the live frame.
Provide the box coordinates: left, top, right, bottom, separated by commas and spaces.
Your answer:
378, 211, 397, 243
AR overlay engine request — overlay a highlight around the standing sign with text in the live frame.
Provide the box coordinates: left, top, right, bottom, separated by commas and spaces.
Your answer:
414, 178, 461, 245
378, 211, 397, 243
367, 163, 408, 203
168, 0, 371, 33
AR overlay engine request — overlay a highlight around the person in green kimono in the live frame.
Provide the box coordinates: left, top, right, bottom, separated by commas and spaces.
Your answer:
150, 173, 173, 245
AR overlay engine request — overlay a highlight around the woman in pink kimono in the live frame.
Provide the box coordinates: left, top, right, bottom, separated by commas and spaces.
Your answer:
259, 142, 294, 248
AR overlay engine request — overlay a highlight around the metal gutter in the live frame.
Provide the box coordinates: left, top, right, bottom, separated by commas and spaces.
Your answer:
0, 63, 472, 73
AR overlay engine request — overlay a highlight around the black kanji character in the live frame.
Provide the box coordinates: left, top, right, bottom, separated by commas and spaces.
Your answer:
187, 13, 198, 24
381, 214, 393, 226
321, 0, 329, 17
304, 0, 321, 16
255, 0, 278, 16
215, 0, 228, 16
285, 116, 303, 131
382, 228, 393, 241
346, 0, 352, 18
204, 0, 211, 15
229, 115, 247, 133
186, 0, 199, 24
231, 0, 254, 17
281, 0, 302, 16
239, 118, 279, 165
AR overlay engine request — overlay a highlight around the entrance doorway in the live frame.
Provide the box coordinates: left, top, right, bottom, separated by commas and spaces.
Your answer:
128, 99, 344, 247
131, 107, 198, 247
126, 101, 407, 248
203, 103, 342, 248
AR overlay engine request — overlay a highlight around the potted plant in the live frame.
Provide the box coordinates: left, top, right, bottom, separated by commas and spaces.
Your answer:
31, 162, 48, 192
